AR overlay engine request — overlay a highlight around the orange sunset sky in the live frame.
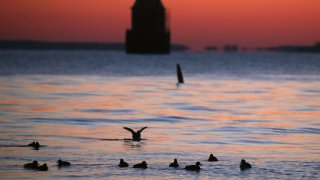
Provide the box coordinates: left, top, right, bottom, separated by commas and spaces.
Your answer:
1, 0, 320, 50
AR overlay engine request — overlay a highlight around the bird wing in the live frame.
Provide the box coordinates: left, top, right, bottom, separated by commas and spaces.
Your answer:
123, 127, 135, 134
139, 126, 148, 133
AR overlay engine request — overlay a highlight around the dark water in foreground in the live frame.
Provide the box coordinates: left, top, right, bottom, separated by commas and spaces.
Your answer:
0, 51, 320, 179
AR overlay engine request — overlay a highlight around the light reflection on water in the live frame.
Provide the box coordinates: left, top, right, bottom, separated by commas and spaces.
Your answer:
0, 75, 319, 179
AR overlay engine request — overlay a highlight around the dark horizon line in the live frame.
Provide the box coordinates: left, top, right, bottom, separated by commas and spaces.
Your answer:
0, 40, 319, 53
0, 40, 189, 51
205, 42, 320, 53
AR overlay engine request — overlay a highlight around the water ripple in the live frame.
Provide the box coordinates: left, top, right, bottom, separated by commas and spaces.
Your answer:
80, 109, 135, 113
20, 116, 207, 125
50, 92, 101, 97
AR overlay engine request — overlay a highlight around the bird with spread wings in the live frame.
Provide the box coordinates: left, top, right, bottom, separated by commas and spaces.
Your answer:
123, 127, 148, 141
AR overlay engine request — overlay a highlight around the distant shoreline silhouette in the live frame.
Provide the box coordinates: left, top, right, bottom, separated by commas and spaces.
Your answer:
1, 40, 319, 53
0, 40, 188, 51
205, 42, 320, 53
263, 42, 320, 53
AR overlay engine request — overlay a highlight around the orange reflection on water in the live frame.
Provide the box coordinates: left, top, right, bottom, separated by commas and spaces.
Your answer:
1, 75, 319, 180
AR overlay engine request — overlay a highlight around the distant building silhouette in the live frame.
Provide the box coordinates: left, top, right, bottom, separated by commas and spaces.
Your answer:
126, 0, 171, 54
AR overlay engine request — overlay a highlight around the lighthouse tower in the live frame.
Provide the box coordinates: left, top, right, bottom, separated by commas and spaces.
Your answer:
126, 0, 171, 54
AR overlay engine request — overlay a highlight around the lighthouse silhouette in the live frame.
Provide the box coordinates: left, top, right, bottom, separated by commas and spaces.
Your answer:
126, 0, 171, 54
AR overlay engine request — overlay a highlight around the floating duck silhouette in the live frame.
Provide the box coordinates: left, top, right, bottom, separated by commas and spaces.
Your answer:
27, 141, 36, 147
123, 127, 148, 141
119, 159, 129, 167
57, 159, 71, 167
24, 161, 39, 169
240, 159, 252, 171
169, 158, 179, 168
133, 161, 148, 169
38, 163, 48, 171
208, 154, 218, 162
27, 141, 40, 150
185, 162, 202, 171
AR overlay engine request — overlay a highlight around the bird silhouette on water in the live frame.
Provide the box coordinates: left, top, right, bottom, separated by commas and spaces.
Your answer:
118, 159, 129, 167
208, 154, 218, 162
185, 162, 202, 171
57, 159, 71, 167
24, 161, 39, 170
133, 161, 148, 169
169, 158, 179, 168
240, 159, 252, 171
27, 141, 40, 150
38, 163, 48, 171
123, 127, 148, 141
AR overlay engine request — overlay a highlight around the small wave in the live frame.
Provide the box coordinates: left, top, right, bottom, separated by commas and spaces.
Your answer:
132, 90, 156, 93
0, 104, 15, 107
228, 119, 273, 124
199, 141, 228, 145
160, 115, 201, 121
50, 92, 101, 97
215, 126, 248, 132
80, 109, 134, 113
303, 89, 320, 93
296, 128, 320, 134
271, 127, 320, 134
237, 139, 297, 145
154, 115, 209, 123
225, 90, 266, 94
165, 102, 188, 106
21, 116, 205, 125
0, 125, 31, 129
292, 107, 319, 112
179, 106, 223, 112
22, 117, 129, 125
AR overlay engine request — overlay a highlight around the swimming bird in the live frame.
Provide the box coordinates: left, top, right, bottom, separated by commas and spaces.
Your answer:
169, 158, 179, 168
38, 163, 48, 171
27, 141, 40, 150
118, 159, 129, 167
240, 159, 252, 171
123, 127, 148, 141
185, 162, 202, 171
24, 161, 39, 169
27, 141, 36, 147
208, 154, 218, 162
57, 159, 71, 167
133, 161, 148, 169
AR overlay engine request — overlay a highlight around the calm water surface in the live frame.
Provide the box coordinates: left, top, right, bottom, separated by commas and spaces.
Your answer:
0, 51, 320, 179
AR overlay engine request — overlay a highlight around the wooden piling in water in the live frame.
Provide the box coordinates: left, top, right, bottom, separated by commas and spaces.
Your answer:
177, 64, 184, 84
